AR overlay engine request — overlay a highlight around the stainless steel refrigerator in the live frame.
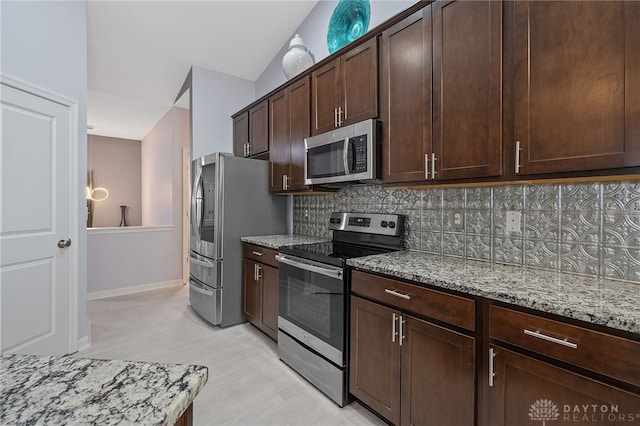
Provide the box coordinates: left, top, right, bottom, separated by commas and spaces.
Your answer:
189, 152, 286, 327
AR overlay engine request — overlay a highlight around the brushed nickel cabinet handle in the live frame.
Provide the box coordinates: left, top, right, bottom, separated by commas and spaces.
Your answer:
431, 152, 437, 178
524, 329, 577, 349
399, 315, 405, 346
515, 140, 521, 174
425, 154, 430, 179
252, 251, 264, 256
385, 288, 411, 300
392, 313, 397, 343
489, 348, 496, 387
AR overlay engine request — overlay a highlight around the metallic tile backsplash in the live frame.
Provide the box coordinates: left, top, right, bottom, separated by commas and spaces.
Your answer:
293, 181, 640, 284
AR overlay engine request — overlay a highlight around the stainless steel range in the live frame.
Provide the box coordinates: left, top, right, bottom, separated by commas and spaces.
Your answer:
276, 212, 405, 406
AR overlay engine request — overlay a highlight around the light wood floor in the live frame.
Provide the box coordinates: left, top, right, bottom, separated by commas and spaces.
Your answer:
76, 285, 386, 426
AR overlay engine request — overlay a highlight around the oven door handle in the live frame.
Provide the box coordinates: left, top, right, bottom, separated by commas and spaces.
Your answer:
275, 254, 343, 280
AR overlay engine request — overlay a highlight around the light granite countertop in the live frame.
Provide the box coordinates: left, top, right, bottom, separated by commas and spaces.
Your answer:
241, 234, 330, 250
0, 354, 208, 426
347, 250, 640, 335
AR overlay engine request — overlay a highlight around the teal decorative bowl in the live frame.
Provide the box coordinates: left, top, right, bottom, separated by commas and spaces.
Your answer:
327, 0, 371, 54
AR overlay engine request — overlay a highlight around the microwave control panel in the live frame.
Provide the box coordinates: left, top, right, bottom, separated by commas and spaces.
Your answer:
350, 135, 368, 173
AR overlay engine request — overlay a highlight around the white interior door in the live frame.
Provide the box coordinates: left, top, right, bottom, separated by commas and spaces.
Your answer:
1, 80, 75, 355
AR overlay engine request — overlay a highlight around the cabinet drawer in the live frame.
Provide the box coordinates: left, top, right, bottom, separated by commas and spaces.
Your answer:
351, 270, 475, 331
243, 243, 278, 268
490, 305, 640, 387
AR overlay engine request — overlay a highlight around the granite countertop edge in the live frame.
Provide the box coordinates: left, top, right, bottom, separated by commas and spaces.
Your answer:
241, 234, 330, 249
0, 354, 208, 426
347, 250, 640, 336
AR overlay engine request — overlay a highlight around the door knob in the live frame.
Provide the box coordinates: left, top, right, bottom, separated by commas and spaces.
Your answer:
57, 239, 71, 248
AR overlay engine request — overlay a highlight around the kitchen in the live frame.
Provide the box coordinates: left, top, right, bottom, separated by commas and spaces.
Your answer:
1, 1, 639, 425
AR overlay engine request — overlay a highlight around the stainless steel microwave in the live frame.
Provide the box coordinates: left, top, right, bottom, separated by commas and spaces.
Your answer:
304, 119, 381, 185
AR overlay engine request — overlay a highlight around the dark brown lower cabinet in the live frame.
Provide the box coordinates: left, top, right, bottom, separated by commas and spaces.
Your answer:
350, 295, 475, 426
488, 346, 640, 426
242, 258, 262, 325
242, 243, 279, 342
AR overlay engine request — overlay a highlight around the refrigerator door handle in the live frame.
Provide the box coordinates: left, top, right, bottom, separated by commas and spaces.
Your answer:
190, 253, 215, 268
190, 166, 203, 241
189, 279, 214, 296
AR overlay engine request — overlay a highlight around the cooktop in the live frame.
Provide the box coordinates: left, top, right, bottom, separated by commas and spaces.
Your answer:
279, 212, 405, 268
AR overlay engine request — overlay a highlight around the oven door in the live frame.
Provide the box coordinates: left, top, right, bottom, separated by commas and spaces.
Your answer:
276, 254, 346, 366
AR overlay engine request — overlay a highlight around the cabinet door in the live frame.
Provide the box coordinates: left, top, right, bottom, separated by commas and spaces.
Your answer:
380, 8, 433, 183
233, 112, 249, 157
342, 37, 378, 126
514, 1, 640, 174
350, 296, 401, 425
433, 0, 502, 180
311, 58, 341, 135
488, 346, 640, 426
269, 89, 289, 192
242, 259, 261, 325
401, 315, 475, 426
260, 264, 279, 341
288, 77, 311, 190
249, 100, 269, 156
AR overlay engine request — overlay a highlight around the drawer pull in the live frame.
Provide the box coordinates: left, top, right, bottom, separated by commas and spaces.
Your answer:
524, 329, 577, 349
385, 288, 411, 300
252, 251, 264, 256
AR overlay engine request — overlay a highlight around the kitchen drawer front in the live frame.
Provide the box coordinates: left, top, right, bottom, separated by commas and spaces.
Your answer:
490, 305, 640, 387
351, 270, 474, 331
243, 243, 278, 268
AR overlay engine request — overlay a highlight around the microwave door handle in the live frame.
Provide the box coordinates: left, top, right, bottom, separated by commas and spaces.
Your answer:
343, 137, 350, 175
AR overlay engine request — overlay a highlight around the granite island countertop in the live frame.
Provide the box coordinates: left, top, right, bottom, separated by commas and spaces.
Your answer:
347, 250, 640, 335
0, 354, 208, 426
241, 234, 330, 250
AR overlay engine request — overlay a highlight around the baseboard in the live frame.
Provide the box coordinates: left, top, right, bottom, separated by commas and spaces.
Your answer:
77, 335, 91, 352
87, 279, 185, 301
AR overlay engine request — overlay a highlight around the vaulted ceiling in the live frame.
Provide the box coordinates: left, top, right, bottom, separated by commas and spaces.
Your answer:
87, 1, 319, 140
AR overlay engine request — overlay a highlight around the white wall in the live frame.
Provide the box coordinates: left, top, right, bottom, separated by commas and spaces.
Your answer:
142, 108, 174, 226
1, 0, 89, 343
88, 107, 189, 296
87, 227, 182, 295
190, 66, 254, 159
88, 135, 142, 227
255, 0, 416, 97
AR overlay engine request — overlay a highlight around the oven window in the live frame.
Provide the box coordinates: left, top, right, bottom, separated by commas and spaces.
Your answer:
279, 262, 345, 352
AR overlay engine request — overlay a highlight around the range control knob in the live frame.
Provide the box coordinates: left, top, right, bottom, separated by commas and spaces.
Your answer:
388, 221, 396, 229
380, 221, 388, 228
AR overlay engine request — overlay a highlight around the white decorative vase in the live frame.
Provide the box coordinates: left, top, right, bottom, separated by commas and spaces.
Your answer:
282, 34, 314, 80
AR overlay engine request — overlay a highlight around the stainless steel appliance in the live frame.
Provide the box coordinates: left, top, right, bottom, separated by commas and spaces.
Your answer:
190, 152, 286, 327
304, 119, 381, 185
276, 212, 405, 406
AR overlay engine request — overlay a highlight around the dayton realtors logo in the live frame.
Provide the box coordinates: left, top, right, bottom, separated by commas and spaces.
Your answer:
529, 399, 640, 424
529, 399, 560, 425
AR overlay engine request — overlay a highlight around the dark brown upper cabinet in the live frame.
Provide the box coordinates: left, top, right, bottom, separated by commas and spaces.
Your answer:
513, 0, 640, 175
269, 77, 311, 193
311, 37, 378, 135
248, 100, 269, 157
381, 1, 503, 184
232, 111, 249, 157
233, 100, 269, 158
380, 7, 433, 183
432, 0, 503, 180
